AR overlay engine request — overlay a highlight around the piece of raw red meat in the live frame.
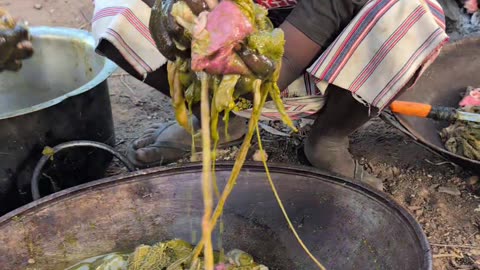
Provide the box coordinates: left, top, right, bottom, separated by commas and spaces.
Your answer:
191, 0, 254, 75
460, 87, 480, 107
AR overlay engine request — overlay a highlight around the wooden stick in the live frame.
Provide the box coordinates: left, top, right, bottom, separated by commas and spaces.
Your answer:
433, 254, 463, 259
430, 243, 480, 249
110, 72, 130, 77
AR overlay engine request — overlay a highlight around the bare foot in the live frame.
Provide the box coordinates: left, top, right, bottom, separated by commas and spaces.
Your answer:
128, 116, 247, 167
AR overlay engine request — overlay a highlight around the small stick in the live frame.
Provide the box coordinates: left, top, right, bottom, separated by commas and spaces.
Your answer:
110, 72, 130, 78
77, 8, 91, 30
433, 253, 463, 259
424, 159, 457, 167
119, 75, 140, 104
79, 9, 89, 23
430, 243, 480, 249
78, 22, 90, 30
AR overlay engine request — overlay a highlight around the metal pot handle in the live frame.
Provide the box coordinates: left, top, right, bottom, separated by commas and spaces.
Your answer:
31, 140, 136, 200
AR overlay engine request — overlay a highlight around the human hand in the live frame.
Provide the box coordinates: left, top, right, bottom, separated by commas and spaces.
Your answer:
0, 9, 33, 72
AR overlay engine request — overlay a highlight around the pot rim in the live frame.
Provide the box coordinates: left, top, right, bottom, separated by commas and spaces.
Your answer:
0, 162, 433, 270
0, 26, 118, 120
392, 37, 480, 168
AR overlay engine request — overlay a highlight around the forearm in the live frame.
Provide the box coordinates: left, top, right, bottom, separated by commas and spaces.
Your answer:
277, 54, 302, 91
277, 21, 322, 90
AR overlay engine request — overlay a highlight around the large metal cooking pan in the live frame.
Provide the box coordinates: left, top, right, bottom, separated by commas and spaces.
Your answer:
0, 27, 117, 214
0, 163, 431, 270
383, 37, 480, 172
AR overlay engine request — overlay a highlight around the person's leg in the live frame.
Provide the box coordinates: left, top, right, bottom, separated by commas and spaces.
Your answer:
98, 40, 246, 167
304, 85, 369, 173
97, 40, 171, 95
303, 85, 384, 190
304, 73, 418, 190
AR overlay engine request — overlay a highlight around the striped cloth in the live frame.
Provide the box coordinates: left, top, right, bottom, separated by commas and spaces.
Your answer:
92, 0, 448, 120
233, 73, 326, 121
92, 0, 167, 77
308, 0, 449, 110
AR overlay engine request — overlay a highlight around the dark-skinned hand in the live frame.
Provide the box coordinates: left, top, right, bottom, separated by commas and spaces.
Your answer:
0, 9, 33, 72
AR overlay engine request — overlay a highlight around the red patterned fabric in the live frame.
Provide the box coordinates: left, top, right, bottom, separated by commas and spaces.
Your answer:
255, 0, 298, 9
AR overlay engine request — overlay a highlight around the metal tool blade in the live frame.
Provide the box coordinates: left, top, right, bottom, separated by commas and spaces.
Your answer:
456, 110, 480, 123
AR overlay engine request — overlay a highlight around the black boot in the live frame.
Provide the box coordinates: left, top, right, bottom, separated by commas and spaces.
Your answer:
304, 85, 383, 190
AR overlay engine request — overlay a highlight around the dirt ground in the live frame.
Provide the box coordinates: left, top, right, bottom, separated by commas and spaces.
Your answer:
4, 0, 480, 269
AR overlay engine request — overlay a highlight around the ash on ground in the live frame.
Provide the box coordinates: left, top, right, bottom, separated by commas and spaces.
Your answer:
440, 0, 480, 41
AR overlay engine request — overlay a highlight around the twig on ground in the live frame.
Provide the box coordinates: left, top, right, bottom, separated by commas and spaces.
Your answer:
424, 158, 458, 168
79, 8, 89, 23
431, 243, 480, 249
115, 140, 126, 146
78, 22, 90, 30
433, 253, 463, 259
111, 72, 130, 78
77, 8, 92, 30
119, 75, 141, 105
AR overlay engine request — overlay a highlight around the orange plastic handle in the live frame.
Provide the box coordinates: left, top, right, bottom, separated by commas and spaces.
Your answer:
390, 101, 432, 118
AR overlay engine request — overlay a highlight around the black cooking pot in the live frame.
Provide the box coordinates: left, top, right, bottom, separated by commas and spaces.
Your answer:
0, 163, 432, 270
0, 27, 117, 214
